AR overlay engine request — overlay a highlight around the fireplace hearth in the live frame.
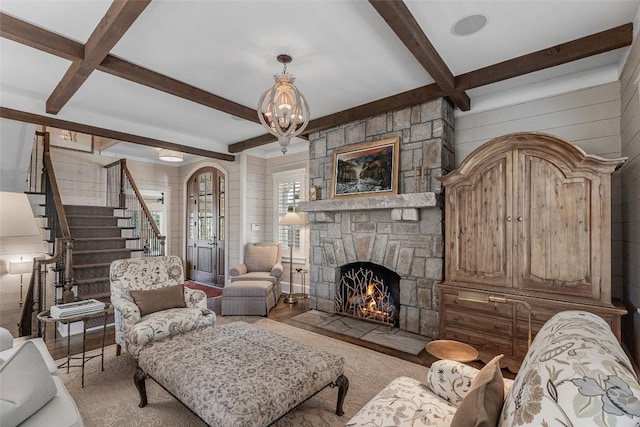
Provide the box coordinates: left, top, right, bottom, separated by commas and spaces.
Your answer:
335, 262, 400, 327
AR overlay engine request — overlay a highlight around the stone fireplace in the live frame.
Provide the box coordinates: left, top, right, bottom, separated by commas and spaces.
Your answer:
299, 98, 454, 338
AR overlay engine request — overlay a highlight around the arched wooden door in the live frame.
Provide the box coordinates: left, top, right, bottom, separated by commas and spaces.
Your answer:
186, 167, 225, 285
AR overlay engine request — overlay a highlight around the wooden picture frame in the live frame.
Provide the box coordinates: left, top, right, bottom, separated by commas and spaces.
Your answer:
330, 137, 399, 199
47, 127, 94, 153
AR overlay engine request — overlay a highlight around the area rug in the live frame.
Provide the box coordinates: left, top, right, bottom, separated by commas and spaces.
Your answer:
58, 316, 429, 426
184, 280, 223, 298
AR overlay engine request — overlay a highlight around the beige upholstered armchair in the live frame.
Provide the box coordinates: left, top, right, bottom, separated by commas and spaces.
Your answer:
229, 242, 283, 300
110, 256, 216, 359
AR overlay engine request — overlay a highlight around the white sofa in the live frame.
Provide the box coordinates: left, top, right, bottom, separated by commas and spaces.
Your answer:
348, 311, 640, 426
0, 328, 83, 427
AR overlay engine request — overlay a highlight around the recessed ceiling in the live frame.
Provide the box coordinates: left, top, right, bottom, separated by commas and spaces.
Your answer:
0, 1, 638, 162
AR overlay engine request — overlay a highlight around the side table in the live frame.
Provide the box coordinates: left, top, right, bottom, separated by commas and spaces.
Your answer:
293, 268, 308, 298
37, 303, 112, 387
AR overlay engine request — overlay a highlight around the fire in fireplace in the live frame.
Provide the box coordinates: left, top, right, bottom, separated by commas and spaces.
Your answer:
335, 262, 400, 327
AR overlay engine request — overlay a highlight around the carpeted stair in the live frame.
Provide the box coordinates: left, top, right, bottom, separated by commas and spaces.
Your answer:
54, 205, 142, 329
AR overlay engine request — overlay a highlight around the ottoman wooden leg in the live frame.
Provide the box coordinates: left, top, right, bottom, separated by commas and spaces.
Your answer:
134, 367, 149, 408
332, 374, 349, 416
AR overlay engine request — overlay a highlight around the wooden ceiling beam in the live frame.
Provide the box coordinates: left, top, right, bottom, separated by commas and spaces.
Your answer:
0, 12, 84, 60
0, 107, 235, 162
229, 83, 446, 153
46, 1, 151, 114
368, 0, 470, 111
231, 23, 632, 152
455, 23, 633, 91
97, 56, 259, 123
1, 13, 260, 124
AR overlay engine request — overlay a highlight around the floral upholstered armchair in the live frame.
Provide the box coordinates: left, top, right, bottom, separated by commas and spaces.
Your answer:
229, 242, 283, 300
110, 256, 216, 359
349, 311, 640, 426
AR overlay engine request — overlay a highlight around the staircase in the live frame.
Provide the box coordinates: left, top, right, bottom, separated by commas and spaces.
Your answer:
61, 205, 141, 303
44, 205, 140, 330
19, 131, 165, 337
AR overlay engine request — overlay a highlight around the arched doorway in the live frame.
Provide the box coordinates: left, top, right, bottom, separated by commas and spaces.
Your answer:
186, 167, 225, 285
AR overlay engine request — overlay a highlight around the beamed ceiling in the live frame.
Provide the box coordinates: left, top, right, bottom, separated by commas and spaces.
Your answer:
0, 1, 637, 162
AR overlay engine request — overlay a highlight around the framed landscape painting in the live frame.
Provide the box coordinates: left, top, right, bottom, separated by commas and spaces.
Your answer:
330, 137, 399, 199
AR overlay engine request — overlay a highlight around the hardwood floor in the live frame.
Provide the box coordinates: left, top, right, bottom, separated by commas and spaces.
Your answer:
44, 296, 503, 376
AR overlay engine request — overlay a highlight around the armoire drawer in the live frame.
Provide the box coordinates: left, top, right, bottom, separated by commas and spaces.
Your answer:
443, 292, 513, 317
443, 309, 513, 335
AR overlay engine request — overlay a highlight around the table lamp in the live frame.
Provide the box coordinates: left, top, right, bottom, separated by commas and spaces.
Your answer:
279, 206, 304, 304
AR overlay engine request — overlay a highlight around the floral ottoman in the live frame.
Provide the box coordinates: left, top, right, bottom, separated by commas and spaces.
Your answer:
135, 321, 348, 426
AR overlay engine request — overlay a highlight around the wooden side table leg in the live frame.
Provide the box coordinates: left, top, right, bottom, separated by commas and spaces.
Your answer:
332, 374, 349, 416
100, 311, 108, 371
81, 320, 87, 388
134, 368, 149, 408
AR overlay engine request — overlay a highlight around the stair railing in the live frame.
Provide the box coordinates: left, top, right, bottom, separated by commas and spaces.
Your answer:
25, 131, 45, 194
105, 159, 166, 256
19, 133, 74, 337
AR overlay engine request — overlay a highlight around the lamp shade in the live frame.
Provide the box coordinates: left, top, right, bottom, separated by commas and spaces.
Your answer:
279, 211, 304, 226
9, 260, 32, 274
0, 192, 39, 237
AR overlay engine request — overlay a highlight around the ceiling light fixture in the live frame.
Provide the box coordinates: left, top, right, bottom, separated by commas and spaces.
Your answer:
257, 54, 310, 155
158, 149, 184, 162
451, 14, 487, 37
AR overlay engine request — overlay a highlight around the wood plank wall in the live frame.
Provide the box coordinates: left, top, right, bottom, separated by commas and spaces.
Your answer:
246, 155, 268, 243
454, 81, 625, 300
619, 28, 640, 366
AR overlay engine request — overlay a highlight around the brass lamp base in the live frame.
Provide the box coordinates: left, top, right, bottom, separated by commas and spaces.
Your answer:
283, 294, 298, 304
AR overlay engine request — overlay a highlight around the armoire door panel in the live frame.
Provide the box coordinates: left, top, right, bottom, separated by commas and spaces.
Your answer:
517, 153, 597, 298
450, 156, 513, 287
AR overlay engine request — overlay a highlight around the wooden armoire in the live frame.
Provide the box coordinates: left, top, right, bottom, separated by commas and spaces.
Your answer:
437, 132, 626, 372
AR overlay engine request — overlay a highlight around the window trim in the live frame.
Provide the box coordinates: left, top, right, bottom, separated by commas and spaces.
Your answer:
273, 168, 307, 262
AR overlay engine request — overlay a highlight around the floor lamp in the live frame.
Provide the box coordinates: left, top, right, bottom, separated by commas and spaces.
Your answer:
279, 207, 304, 304
9, 257, 33, 307
458, 290, 532, 348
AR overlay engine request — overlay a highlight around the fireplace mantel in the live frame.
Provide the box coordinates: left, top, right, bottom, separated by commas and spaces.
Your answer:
299, 192, 440, 213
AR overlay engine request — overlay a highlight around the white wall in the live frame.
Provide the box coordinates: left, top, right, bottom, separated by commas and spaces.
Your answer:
455, 82, 625, 298
246, 155, 268, 243
0, 120, 36, 192
619, 27, 640, 366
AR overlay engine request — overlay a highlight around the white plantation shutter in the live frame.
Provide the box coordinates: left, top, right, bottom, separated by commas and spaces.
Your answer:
273, 169, 306, 260
277, 181, 300, 251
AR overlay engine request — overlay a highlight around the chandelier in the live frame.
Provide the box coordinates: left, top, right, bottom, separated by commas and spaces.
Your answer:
257, 54, 310, 154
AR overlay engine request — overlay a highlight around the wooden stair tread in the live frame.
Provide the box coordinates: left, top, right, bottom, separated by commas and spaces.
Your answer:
75, 277, 110, 285
66, 215, 130, 219
69, 226, 134, 229
77, 292, 112, 301
72, 263, 111, 270
73, 237, 138, 241
73, 248, 134, 255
